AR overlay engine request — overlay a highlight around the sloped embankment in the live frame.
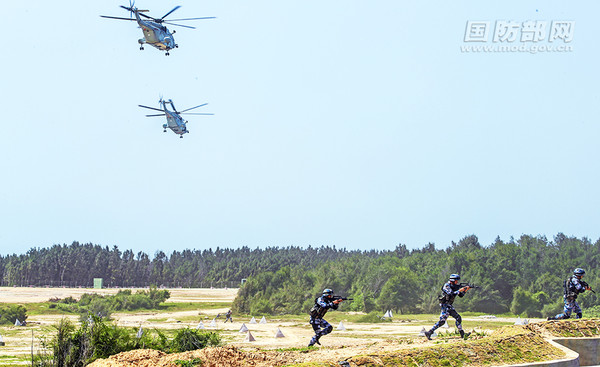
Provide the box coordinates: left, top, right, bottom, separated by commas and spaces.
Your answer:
526, 318, 600, 338
346, 325, 565, 367
88, 319, 600, 367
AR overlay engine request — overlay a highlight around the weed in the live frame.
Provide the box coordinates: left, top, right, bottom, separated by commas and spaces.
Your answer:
174, 357, 204, 366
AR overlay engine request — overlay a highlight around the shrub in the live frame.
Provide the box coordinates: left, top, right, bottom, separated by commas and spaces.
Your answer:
0, 304, 28, 325
171, 328, 220, 352
355, 311, 391, 323
34, 317, 220, 366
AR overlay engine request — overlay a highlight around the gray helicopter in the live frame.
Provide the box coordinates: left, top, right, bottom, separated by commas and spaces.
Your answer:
139, 98, 213, 138
101, 2, 215, 55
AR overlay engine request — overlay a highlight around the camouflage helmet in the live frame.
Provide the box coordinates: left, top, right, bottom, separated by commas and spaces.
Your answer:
322, 288, 334, 297
449, 274, 461, 281
574, 268, 586, 276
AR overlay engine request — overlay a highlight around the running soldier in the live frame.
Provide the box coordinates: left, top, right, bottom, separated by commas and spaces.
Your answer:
224, 309, 233, 323
308, 288, 344, 347
424, 274, 471, 340
548, 268, 592, 320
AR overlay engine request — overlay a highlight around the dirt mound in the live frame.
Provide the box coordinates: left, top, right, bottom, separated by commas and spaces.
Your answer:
525, 318, 600, 338
87, 346, 295, 367
345, 325, 565, 367
88, 321, 600, 367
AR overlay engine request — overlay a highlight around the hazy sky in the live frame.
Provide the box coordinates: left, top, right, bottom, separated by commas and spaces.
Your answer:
1, 1, 598, 257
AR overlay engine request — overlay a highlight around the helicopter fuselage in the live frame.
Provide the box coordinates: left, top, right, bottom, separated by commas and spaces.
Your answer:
162, 101, 188, 136
134, 11, 176, 51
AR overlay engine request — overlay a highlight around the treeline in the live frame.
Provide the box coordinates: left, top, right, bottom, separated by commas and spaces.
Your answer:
2, 234, 599, 318
0, 242, 380, 287
232, 234, 600, 318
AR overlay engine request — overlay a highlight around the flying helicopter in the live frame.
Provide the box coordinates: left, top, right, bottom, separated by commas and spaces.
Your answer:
139, 98, 213, 138
100, 1, 215, 55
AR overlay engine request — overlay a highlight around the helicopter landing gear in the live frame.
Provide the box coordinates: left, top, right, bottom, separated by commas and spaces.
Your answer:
180, 135, 183, 139
140, 46, 144, 50
163, 130, 167, 133
165, 52, 170, 56
175, 44, 179, 48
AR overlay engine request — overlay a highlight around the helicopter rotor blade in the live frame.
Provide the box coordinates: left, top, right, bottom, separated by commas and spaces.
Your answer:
179, 103, 208, 113
180, 113, 214, 115
161, 5, 181, 20
138, 105, 165, 112
163, 22, 196, 29
145, 114, 166, 117
167, 17, 216, 21
100, 15, 137, 21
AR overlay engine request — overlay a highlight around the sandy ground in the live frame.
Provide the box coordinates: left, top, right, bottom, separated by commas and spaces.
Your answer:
0, 287, 238, 304
0, 287, 531, 365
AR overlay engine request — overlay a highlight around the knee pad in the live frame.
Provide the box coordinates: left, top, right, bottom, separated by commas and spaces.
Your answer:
324, 325, 333, 334
437, 319, 446, 327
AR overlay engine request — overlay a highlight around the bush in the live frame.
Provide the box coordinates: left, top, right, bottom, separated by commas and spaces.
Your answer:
355, 311, 391, 323
0, 304, 28, 325
171, 328, 220, 352
249, 299, 272, 315
34, 317, 220, 366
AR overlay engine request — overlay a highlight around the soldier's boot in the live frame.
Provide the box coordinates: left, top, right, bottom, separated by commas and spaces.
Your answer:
547, 316, 557, 321
308, 336, 317, 347
424, 330, 433, 340
459, 330, 471, 340
315, 335, 321, 345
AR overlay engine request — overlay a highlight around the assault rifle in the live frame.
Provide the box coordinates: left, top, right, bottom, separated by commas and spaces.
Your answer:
458, 283, 481, 290
582, 281, 596, 294
332, 296, 353, 301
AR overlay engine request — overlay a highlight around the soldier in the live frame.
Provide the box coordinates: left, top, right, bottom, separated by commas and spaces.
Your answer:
548, 268, 592, 320
224, 309, 233, 323
308, 288, 344, 347
424, 274, 471, 340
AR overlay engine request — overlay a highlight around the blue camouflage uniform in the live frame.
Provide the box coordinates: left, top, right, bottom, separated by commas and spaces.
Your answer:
308, 295, 339, 346
431, 281, 466, 332
424, 279, 471, 340
552, 275, 589, 320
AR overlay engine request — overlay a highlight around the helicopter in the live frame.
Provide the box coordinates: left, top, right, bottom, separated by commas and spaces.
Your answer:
101, 1, 215, 55
139, 98, 213, 138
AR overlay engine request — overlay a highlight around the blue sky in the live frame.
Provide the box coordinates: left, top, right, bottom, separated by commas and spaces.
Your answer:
1, 1, 598, 257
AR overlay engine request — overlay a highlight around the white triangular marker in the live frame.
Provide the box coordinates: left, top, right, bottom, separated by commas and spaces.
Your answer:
245, 331, 255, 341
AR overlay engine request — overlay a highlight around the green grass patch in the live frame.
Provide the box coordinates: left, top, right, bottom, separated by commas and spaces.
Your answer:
347, 326, 564, 367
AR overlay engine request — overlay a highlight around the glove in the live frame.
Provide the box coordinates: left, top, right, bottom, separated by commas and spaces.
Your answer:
333, 299, 343, 304
459, 286, 470, 293
586, 286, 592, 291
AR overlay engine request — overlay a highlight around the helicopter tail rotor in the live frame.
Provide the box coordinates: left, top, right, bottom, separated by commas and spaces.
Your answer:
119, 0, 135, 18
119, 0, 149, 18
